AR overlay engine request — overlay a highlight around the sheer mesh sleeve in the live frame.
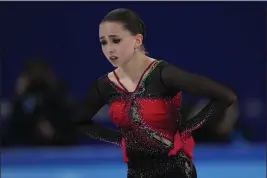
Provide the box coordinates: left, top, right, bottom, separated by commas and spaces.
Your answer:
74, 79, 122, 145
160, 62, 237, 135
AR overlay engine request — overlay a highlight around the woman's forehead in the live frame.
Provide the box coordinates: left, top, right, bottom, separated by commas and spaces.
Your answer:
99, 22, 128, 37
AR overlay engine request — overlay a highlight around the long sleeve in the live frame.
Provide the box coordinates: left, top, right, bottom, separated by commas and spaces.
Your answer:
160, 63, 237, 135
74, 79, 122, 145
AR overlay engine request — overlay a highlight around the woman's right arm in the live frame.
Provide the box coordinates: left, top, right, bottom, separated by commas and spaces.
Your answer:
74, 79, 122, 145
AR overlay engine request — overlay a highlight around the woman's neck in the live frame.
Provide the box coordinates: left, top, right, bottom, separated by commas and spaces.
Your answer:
118, 52, 153, 81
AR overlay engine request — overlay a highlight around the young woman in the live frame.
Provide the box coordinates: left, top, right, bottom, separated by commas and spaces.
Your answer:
75, 8, 237, 178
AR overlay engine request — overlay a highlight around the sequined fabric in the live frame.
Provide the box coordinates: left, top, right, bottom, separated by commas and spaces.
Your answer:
127, 151, 197, 178
75, 59, 235, 178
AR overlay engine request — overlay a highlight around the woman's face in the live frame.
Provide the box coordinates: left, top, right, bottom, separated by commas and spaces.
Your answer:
99, 21, 140, 67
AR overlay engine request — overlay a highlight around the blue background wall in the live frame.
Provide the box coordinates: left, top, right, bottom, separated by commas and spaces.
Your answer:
0, 2, 266, 178
1, 3, 266, 130
1, 2, 266, 139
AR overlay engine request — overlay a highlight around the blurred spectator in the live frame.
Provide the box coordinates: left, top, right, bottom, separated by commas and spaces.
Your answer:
1, 57, 78, 147
181, 99, 239, 143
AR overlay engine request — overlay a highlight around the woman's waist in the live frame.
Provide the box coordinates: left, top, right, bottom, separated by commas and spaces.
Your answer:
122, 128, 192, 146
122, 131, 195, 159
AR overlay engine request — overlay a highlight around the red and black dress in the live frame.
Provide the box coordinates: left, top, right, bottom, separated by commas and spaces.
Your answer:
75, 60, 236, 178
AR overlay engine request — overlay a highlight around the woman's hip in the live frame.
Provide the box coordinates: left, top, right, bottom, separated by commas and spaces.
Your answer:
127, 151, 197, 178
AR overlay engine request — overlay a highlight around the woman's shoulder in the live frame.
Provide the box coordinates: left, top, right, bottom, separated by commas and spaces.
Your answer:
156, 59, 183, 71
93, 74, 109, 86
152, 59, 172, 71
91, 72, 116, 90
152, 59, 169, 66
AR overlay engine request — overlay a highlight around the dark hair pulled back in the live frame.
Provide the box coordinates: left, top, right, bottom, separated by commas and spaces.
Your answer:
101, 8, 146, 51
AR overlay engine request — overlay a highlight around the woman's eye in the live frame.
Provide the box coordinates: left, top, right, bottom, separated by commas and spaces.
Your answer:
100, 40, 107, 45
113, 38, 121, 44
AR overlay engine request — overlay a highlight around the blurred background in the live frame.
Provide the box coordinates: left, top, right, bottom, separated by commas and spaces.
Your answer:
0, 2, 266, 178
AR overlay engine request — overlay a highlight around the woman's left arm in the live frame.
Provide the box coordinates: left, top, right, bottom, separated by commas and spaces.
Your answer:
160, 63, 237, 135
